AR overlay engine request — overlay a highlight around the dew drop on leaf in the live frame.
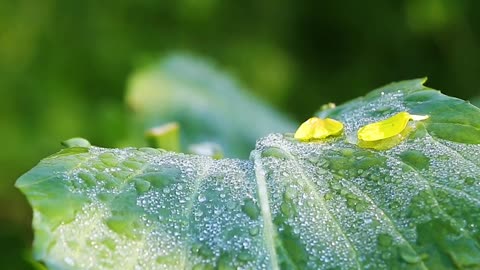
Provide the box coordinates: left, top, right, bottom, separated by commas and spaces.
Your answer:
134, 178, 151, 194
99, 153, 118, 166
377, 234, 393, 248
198, 194, 207, 203
78, 172, 96, 187
261, 147, 289, 159
241, 199, 260, 220
249, 227, 259, 236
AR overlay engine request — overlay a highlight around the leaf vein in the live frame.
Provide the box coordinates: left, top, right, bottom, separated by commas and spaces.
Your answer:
279, 147, 362, 269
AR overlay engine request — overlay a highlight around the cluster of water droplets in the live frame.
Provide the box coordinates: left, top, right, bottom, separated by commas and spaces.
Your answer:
254, 126, 480, 269
43, 147, 271, 269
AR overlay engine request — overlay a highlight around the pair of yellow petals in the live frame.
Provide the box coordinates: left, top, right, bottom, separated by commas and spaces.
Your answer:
294, 112, 429, 142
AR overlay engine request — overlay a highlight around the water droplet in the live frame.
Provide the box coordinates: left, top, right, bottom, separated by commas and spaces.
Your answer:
198, 245, 214, 258
284, 186, 297, 200
134, 178, 151, 194
399, 150, 430, 170
198, 194, 207, 202
465, 177, 476, 185
261, 147, 289, 159
122, 160, 143, 170
111, 170, 131, 179
381, 252, 391, 260
241, 199, 260, 220
194, 210, 203, 217
99, 152, 118, 166
78, 172, 96, 187
377, 233, 393, 247
249, 227, 259, 236
141, 167, 181, 188
105, 217, 137, 239
308, 155, 320, 164
226, 201, 236, 210
96, 172, 118, 188
280, 202, 294, 217
324, 192, 333, 201
156, 255, 176, 265
101, 238, 116, 251
355, 202, 368, 212
237, 251, 254, 262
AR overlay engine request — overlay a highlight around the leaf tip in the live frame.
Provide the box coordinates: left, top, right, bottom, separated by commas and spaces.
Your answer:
420, 76, 428, 86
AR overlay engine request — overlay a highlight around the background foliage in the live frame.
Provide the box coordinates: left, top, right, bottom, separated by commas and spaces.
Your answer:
1, 0, 480, 268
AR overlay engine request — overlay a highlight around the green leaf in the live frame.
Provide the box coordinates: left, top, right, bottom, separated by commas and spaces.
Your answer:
125, 54, 296, 158
17, 79, 480, 269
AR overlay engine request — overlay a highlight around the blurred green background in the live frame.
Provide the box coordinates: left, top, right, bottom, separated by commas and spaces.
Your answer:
1, 0, 480, 268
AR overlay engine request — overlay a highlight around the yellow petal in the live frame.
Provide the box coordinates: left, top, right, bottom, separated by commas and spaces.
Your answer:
312, 118, 344, 139
294, 117, 317, 140
357, 112, 428, 142
294, 117, 344, 141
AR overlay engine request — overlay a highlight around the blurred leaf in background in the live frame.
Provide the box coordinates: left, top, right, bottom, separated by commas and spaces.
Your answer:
126, 54, 296, 158
471, 97, 480, 108
1, 0, 480, 268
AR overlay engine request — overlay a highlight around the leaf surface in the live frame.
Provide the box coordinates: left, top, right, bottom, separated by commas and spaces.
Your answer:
17, 79, 480, 269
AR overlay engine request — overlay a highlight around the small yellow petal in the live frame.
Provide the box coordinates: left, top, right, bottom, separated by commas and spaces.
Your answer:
294, 117, 318, 140
357, 112, 428, 142
295, 117, 344, 141
312, 118, 344, 139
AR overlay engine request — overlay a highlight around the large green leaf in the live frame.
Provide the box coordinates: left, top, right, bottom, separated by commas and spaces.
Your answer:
125, 54, 296, 158
17, 79, 480, 269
